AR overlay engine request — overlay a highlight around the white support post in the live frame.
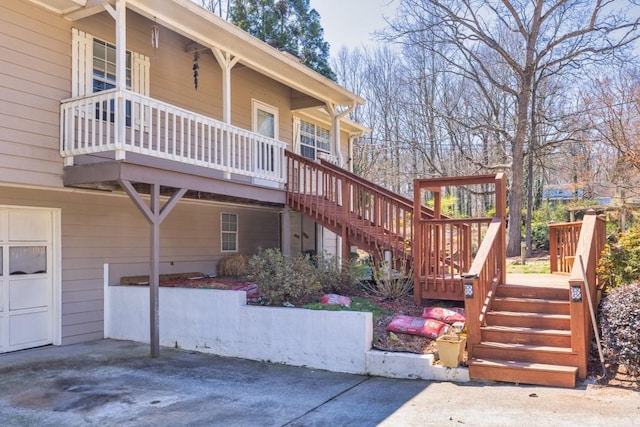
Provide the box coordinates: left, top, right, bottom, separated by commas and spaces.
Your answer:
115, 0, 127, 157
212, 47, 239, 180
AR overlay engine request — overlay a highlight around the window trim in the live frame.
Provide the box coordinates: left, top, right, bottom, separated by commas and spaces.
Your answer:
252, 99, 279, 140
220, 212, 239, 253
299, 119, 331, 161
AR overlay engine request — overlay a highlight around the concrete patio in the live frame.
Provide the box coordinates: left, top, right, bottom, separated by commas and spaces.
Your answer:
0, 340, 637, 426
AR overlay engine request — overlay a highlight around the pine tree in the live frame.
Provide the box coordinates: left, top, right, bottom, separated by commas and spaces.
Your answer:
228, 0, 336, 81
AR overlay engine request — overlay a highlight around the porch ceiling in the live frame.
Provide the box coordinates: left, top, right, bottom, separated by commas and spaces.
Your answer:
63, 159, 286, 207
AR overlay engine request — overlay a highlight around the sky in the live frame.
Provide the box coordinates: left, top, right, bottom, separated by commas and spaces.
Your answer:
309, 0, 398, 54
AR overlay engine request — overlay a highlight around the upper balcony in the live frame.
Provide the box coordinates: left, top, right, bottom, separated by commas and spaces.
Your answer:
61, 88, 287, 186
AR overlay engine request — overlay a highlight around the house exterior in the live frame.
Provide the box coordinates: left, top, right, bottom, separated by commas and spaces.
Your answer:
0, 0, 366, 354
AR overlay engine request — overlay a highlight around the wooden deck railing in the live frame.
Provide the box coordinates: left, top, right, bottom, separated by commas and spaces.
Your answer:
568, 210, 607, 378
414, 217, 492, 299
462, 218, 504, 353
549, 221, 582, 273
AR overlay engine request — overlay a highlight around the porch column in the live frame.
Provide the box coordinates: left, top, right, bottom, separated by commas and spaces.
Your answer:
282, 206, 291, 256
119, 180, 187, 357
212, 48, 239, 180
115, 0, 126, 160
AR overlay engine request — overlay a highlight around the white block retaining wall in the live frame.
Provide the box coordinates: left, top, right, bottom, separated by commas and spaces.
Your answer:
106, 285, 469, 381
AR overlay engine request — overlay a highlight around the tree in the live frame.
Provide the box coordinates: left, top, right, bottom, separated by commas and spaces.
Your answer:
386, 0, 640, 255
227, 0, 336, 80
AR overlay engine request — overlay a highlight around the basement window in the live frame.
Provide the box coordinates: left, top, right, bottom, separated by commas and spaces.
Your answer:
221, 213, 238, 252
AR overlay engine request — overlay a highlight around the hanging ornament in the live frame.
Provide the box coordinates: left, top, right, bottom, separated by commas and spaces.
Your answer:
193, 48, 200, 90
151, 24, 159, 61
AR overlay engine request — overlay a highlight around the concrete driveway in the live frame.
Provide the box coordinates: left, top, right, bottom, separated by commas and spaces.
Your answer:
0, 340, 637, 426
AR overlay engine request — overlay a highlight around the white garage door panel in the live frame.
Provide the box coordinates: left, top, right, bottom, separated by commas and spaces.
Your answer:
9, 278, 49, 310
8, 210, 51, 241
9, 311, 50, 347
1, 206, 57, 354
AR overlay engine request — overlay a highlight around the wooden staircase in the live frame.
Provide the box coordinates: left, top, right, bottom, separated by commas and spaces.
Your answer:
285, 151, 606, 388
468, 280, 579, 388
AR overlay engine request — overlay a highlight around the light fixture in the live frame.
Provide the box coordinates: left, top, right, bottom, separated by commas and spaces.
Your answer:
464, 282, 474, 298
571, 284, 582, 302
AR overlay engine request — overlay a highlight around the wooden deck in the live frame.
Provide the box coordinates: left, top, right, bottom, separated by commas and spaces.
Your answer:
505, 273, 569, 288
284, 151, 605, 388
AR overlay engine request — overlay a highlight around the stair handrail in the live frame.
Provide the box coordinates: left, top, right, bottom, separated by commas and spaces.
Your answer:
318, 157, 440, 220
462, 217, 504, 354
567, 210, 606, 378
285, 150, 416, 257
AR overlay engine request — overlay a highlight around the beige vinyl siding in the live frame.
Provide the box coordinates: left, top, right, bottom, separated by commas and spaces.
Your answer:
0, 185, 280, 345
73, 10, 294, 147
0, 0, 71, 188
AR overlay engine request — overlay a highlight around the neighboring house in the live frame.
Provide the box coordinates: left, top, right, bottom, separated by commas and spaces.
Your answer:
0, 0, 367, 354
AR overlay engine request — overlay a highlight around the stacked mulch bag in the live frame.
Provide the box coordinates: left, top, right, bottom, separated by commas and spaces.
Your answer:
386, 306, 466, 339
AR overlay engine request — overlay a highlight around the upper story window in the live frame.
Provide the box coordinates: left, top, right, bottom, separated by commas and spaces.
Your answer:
252, 100, 279, 172
300, 120, 330, 160
72, 28, 149, 98
92, 39, 131, 93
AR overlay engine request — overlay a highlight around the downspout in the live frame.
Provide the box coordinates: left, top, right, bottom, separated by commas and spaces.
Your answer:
327, 102, 356, 167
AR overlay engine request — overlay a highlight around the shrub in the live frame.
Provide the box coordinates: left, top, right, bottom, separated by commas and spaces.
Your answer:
597, 224, 640, 292
313, 252, 366, 295
217, 254, 249, 277
361, 250, 413, 300
530, 222, 549, 250
247, 248, 322, 306
600, 281, 640, 376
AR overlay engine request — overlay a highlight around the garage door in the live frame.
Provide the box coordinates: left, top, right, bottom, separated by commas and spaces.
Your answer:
0, 208, 55, 353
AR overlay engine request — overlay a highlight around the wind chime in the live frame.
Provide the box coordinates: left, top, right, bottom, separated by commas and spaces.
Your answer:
193, 48, 200, 90
151, 20, 159, 61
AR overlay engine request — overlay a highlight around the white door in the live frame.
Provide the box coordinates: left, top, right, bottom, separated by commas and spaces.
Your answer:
0, 208, 55, 353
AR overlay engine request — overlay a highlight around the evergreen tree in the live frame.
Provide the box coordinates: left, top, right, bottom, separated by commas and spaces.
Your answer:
229, 0, 336, 81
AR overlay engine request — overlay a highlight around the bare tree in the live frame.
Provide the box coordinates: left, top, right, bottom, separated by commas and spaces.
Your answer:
386, 0, 640, 255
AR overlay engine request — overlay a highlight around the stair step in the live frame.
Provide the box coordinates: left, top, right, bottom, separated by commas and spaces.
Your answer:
481, 325, 571, 347
486, 311, 570, 329
473, 342, 578, 366
491, 297, 570, 315
496, 285, 569, 300
468, 358, 577, 388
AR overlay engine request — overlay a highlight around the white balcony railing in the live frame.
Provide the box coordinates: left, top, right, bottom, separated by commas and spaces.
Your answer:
60, 89, 287, 183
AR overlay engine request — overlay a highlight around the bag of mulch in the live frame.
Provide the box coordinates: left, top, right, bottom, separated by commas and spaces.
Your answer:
421, 307, 466, 324
386, 315, 448, 339
320, 294, 351, 308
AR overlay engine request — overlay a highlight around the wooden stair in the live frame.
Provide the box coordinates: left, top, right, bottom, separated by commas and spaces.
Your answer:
468, 282, 579, 388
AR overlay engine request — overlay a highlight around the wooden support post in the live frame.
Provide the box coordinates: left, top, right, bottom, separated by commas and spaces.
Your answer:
569, 279, 589, 378
282, 206, 291, 256
341, 177, 350, 263
549, 222, 558, 273
119, 180, 187, 358
149, 184, 160, 358
413, 181, 422, 305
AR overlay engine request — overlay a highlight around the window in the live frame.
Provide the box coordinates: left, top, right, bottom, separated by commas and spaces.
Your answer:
300, 120, 331, 160
9, 246, 47, 275
221, 213, 238, 252
93, 38, 132, 125
252, 100, 279, 172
